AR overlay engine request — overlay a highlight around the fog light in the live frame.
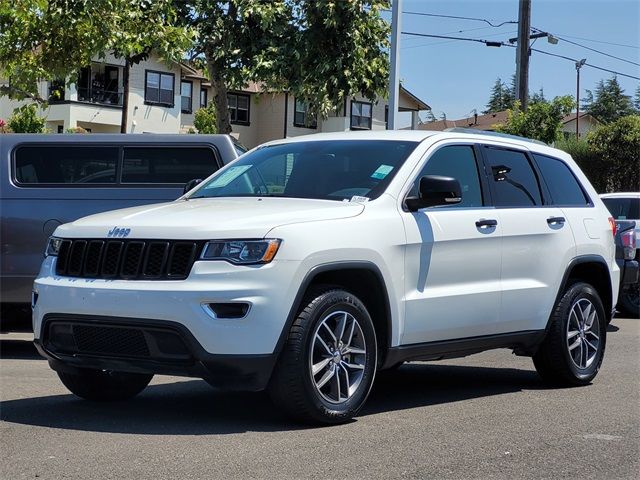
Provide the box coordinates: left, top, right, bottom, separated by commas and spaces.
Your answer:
204, 302, 250, 319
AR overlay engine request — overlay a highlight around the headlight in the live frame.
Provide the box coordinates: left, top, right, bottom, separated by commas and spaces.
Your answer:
200, 239, 281, 265
45, 237, 63, 257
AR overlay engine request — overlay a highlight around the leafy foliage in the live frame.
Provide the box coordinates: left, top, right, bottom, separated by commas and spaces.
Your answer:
7, 104, 46, 133
193, 104, 218, 134
634, 86, 640, 112
586, 115, 640, 192
582, 76, 635, 123
496, 96, 574, 144
555, 137, 604, 191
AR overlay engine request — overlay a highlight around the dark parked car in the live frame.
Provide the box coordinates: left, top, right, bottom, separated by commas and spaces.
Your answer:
0, 134, 242, 330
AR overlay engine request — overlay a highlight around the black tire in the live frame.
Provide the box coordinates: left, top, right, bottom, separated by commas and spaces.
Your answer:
57, 369, 153, 401
268, 288, 377, 424
533, 282, 606, 386
618, 282, 640, 318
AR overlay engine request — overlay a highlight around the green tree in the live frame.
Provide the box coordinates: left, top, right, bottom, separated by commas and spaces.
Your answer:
7, 104, 46, 133
587, 115, 640, 192
193, 104, 217, 133
186, 0, 390, 134
483, 76, 516, 114
496, 96, 574, 144
0, 1, 193, 132
530, 87, 546, 105
634, 85, 640, 113
582, 76, 635, 123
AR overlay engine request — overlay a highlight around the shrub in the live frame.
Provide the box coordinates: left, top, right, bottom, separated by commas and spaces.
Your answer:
7, 104, 46, 133
193, 105, 217, 134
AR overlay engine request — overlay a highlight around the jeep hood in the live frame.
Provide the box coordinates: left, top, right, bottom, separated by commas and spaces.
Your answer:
54, 197, 365, 239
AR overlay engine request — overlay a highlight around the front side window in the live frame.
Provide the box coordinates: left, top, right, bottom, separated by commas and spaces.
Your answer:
351, 101, 372, 130
294, 98, 317, 128
14, 146, 118, 184
189, 140, 419, 201
181, 81, 193, 113
408, 145, 483, 207
484, 148, 542, 207
122, 147, 218, 184
228, 93, 250, 124
533, 153, 589, 206
145, 71, 174, 106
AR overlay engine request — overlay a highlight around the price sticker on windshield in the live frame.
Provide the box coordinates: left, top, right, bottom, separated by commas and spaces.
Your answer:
207, 165, 252, 188
371, 164, 394, 180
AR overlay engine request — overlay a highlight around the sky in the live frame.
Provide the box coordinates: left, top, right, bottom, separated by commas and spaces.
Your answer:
386, 0, 640, 122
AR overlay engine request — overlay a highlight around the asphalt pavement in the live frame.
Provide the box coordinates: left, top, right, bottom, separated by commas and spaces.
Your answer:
1, 318, 638, 480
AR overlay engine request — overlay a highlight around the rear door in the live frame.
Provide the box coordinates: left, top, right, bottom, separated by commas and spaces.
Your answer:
480, 145, 576, 332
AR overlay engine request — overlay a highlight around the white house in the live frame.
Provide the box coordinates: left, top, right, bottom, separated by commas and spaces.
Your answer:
0, 53, 430, 148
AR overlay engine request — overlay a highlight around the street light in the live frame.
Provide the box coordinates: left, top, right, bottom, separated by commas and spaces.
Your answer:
575, 58, 587, 140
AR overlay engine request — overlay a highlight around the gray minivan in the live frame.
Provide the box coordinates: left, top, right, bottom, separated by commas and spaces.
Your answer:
1, 134, 241, 329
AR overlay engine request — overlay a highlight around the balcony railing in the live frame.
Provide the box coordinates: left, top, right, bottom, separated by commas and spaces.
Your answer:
77, 87, 123, 106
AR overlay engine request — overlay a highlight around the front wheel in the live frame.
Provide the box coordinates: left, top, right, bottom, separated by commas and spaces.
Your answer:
269, 289, 377, 424
533, 282, 606, 386
57, 369, 153, 401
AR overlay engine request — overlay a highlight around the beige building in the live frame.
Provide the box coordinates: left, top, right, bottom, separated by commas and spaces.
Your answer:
1, 54, 430, 149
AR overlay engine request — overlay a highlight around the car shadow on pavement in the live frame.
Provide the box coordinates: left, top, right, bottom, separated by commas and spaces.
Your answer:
1, 363, 546, 434
0, 339, 41, 360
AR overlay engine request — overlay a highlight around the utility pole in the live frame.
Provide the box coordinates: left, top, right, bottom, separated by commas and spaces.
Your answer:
514, 0, 531, 110
387, 0, 402, 130
575, 59, 586, 140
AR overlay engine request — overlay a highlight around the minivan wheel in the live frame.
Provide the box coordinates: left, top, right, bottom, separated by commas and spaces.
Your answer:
268, 289, 377, 424
57, 369, 153, 401
533, 282, 606, 386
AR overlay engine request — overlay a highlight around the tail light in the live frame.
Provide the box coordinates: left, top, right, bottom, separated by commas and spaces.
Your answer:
621, 230, 637, 260
608, 217, 617, 237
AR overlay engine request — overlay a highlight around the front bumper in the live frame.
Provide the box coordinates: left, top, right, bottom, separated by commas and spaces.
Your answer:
36, 314, 276, 390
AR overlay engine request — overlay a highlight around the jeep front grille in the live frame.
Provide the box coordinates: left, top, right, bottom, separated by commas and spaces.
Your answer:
55, 239, 203, 280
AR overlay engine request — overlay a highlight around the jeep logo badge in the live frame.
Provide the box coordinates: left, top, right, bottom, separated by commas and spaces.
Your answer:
107, 227, 131, 238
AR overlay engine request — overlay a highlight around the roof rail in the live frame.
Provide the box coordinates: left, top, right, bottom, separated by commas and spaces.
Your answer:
443, 127, 548, 146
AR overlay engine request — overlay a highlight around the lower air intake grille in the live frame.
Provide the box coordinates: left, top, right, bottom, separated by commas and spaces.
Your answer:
73, 324, 151, 357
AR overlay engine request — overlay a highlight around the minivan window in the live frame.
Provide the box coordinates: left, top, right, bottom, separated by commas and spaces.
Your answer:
122, 147, 218, 184
409, 145, 483, 207
484, 148, 542, 207
190, 140, 418, 201
14, 146, 118, 184
533, 153, 590, 206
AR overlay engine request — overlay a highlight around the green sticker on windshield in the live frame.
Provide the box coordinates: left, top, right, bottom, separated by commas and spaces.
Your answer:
371, 164, 394, 180
207, 165, 252, 188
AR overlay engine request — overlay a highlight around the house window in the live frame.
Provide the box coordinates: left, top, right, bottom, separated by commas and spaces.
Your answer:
200, 88, 208, 108
228, 92, 250, 125
181, 80, 193, 113
145, 70, 174, 106
351, 100, 372, 130
294, 98, 317, 128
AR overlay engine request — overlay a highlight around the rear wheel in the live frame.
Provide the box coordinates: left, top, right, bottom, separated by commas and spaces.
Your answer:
58, 369, 153, 401
618, 282, 640, 318
533, 282, 606, 386
269, 289, 377, 424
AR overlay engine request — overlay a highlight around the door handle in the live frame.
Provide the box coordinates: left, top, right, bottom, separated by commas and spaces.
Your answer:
475, 219, 498, 228
547, 216, 566, 225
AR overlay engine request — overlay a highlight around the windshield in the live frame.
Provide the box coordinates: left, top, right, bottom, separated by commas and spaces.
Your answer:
189, 140, 419, 201
602, 197, 640, 220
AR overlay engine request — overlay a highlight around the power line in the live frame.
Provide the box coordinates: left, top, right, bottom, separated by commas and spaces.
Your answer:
531, 28, 640, 67
403, 29, 517, 50
544, 33, 639, 50
401, 30, 640, 81
381, 8, 517, 28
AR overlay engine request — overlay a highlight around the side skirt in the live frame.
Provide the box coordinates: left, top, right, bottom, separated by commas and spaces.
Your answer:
382, 330, 546, 369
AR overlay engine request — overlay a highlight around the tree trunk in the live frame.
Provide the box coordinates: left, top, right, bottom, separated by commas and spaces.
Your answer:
120, 61, 130, 133
206, 56, 232, 134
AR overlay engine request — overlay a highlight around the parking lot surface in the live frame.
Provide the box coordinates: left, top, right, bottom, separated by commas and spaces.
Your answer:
1, 317, 638, 480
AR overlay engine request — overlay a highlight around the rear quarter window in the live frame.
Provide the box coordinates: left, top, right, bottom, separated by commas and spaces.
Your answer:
532, 153, 590, 206
14, 145, 118, 184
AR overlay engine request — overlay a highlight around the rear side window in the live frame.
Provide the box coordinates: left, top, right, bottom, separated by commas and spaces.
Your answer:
533, 153, 590, 206
602, 197, 640, 220
14, 146, 118, 184
122, 147, 218, 183
484, 148, 542, 207
409, 145, 483, 207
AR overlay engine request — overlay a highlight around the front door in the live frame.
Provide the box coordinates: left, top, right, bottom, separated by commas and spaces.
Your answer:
401, 144, 502, 345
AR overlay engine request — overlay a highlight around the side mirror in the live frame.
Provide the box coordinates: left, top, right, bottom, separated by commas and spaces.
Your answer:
405, 175, 462, 211
183, 178, 203, 194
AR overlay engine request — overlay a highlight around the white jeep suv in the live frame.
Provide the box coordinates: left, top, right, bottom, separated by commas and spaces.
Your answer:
33, 130, 619, 424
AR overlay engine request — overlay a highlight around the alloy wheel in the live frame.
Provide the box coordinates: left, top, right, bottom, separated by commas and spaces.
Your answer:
566, 298, 601, 369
